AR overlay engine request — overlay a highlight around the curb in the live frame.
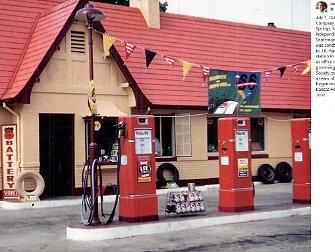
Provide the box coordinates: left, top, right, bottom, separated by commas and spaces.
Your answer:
67, 207, 311, 241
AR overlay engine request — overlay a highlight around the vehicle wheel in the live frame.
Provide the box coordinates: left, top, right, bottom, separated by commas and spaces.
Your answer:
258, 164, 275, 184
157, 163, 179, 187
275, 162, 293, 183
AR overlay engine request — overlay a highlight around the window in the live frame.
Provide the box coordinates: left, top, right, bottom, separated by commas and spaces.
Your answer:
85, 117, 118, 163
207, 117, 265, 154
250, 118, 265, 152
175, 113, 192, 157
155, 115, 174, 157
207, 117, 218, 153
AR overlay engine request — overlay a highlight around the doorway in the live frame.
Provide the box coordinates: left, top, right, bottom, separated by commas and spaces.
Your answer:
39, 114, 74, 197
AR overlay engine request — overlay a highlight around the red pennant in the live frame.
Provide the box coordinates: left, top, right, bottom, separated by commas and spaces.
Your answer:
202, 66, 211, 81
292, 63, 300, 72
265, 70, 272, 81
125, 42, 136, 60
163, 55, 176, 66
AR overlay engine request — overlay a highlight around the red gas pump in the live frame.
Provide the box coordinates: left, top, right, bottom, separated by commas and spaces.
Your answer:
291, 118, 311, 204
218, 117, 254, 212
118, 115, 159, 222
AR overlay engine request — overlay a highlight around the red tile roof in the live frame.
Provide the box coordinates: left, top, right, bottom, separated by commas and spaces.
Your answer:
0, 0, 81, 101
1, 0, 310, 111
97, 3, 311, 110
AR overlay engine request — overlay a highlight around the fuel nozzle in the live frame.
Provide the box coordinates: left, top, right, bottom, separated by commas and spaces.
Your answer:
118, 121, 126, 138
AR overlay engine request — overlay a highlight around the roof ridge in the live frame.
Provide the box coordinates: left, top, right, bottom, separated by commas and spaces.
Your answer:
94, 1, 138, 11
1, 13, 41, 100
41, 0, 79, 17
160, 11, 310, 34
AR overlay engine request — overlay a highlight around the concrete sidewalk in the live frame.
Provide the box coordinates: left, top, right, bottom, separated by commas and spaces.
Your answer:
0, 182, 310, 242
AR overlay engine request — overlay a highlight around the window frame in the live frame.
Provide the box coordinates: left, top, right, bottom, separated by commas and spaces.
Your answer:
175, 113, 192, 157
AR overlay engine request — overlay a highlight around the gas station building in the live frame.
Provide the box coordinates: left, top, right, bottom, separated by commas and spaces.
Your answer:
0, 0, 310, 198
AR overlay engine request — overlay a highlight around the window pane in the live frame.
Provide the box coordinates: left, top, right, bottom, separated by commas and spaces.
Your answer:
250, 118, 265, 151
207, 117, 218, 152
154, 116, 174, 157
175, 113, 192, 157
161, 117, 173, 156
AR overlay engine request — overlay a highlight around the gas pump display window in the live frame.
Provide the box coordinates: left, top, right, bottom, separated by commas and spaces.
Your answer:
135, 129, 152, 155
235, 130, 249, 152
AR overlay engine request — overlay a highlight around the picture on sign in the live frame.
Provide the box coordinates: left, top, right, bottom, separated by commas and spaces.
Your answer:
138, 160, 152, 183
208, 69, 261, 115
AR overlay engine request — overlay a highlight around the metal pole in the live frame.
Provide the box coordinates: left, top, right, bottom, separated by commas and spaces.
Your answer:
88, 17, 100, 225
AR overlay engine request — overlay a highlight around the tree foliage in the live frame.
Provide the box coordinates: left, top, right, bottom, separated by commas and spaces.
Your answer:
92, 0, 168, 12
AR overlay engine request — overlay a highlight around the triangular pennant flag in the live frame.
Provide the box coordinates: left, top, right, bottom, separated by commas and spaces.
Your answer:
183, 61, 193, 80
265, 70, 272, 81
292, 63, 300, 72
163, 55, 176, 66
202, 66, 211, 81
125, 42, 136, 60
103, 34, 116, 58
277, 66, 286, 77
145, 49, 157, 69
301, 60, 311, 75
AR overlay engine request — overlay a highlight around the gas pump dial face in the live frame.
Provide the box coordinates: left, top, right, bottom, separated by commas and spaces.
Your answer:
134, 129, 152, 155
235, 130, 249, 152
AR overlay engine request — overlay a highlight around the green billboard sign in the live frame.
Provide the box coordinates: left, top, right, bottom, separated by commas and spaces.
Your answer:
208, 70, 261, 115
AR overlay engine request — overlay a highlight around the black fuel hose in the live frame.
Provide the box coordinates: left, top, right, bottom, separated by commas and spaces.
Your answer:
103, 134, 121, 224
81, 159, 98, 226
81, 122, 124, 225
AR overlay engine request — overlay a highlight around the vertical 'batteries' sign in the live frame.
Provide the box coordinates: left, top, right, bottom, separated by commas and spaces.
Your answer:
208, 70, 261, 115
1, 125, 18, 200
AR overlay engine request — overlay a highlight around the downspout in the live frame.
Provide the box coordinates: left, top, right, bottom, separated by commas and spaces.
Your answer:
2, 102, 21, 177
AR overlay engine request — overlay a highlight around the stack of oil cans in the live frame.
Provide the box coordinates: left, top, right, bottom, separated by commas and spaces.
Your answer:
165, 183, 205, 215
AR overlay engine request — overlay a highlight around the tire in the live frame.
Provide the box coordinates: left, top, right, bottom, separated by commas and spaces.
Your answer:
275, 162, 293, 183
258, 164, 275, 184
14, 171, 45, 197
157, 163, 179, 187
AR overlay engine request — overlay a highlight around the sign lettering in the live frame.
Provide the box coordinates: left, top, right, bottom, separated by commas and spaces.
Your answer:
1, 125, 18, 200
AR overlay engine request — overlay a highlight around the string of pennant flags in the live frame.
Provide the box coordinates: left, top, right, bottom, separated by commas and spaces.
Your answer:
100, 30, 311, 82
